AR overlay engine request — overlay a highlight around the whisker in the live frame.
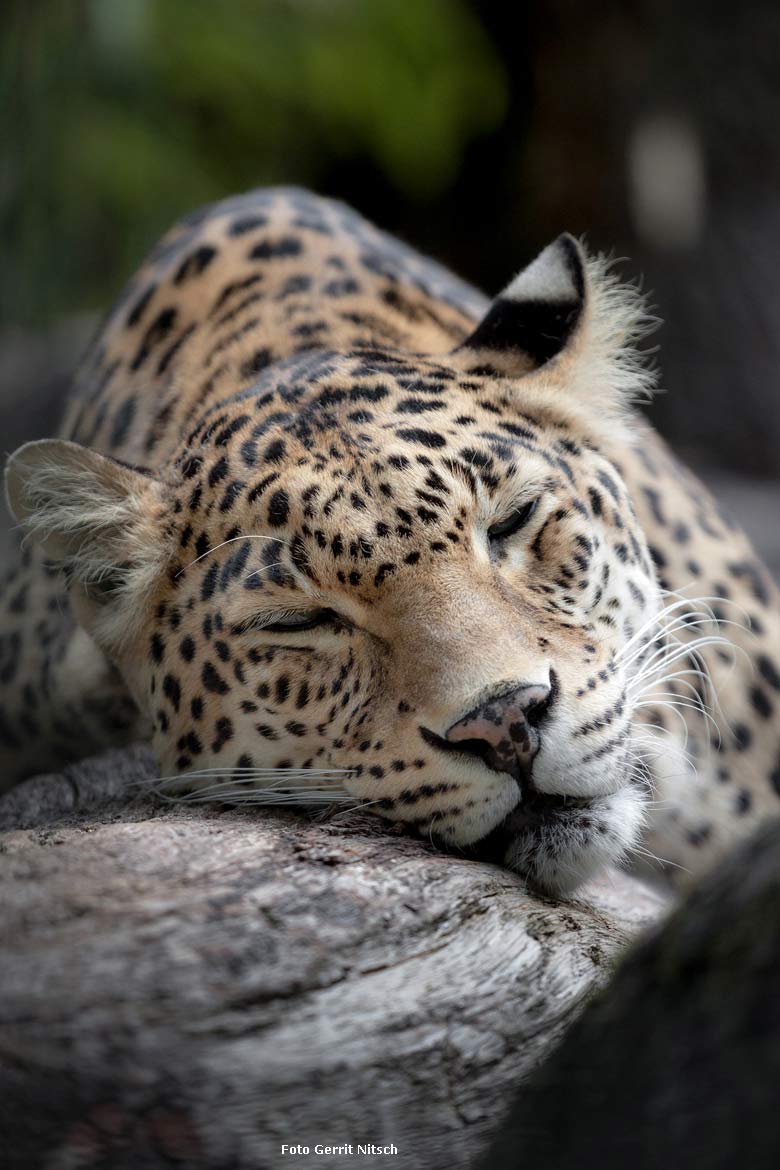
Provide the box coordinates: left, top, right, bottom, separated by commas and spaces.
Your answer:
154, 789, 353, 807
616, 594, 732, 664
243, 561, 287, 583
629, 842, 690, 874
175, 533, 288, 580
635, 694, 723, 739
144, 766, 353, 785
659, 585, 754, 630
134, 764, 356, 809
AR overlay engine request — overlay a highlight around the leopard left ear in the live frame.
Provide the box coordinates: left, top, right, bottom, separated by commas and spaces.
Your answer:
5, 438, 169, 650
459, 233, 586, 371
456, 234, 656, 420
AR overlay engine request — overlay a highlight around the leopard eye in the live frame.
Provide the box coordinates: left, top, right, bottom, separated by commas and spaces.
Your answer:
236, 608, 342, 635
488, 498, 540, 542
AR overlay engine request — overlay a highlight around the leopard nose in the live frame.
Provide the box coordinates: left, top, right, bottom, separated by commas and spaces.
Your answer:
445, 678, 555, 782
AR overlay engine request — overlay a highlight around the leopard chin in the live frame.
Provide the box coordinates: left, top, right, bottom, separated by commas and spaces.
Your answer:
475, 785, 646, 897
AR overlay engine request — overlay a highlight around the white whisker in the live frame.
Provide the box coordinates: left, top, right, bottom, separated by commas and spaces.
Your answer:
243, 561, 286, 583
175, 533, 288, 579
134, 763, 356, 809
629, 842, 690, 874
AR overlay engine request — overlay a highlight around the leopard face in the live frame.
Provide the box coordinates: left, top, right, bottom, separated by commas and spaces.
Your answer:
5, 200, 662, 894
136, 350, 658, 892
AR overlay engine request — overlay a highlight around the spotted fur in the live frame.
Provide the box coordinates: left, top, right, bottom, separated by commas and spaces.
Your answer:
3, 187, 780, 894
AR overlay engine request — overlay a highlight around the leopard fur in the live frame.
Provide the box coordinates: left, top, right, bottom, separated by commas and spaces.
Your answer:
3, 187, 780, 894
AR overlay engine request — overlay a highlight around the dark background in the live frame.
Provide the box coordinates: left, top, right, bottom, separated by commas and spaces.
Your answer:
2, 0, 779, 569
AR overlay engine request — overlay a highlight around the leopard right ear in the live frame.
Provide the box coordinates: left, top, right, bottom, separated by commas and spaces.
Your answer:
5, 439, 168, 644
453, 234, 656, 430
457, 234, 586, 372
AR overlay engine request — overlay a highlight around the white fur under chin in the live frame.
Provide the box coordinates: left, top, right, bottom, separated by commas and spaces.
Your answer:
503, 785, 646, 897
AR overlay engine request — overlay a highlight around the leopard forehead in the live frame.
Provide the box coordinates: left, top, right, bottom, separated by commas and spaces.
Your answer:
162, 349, 648, 609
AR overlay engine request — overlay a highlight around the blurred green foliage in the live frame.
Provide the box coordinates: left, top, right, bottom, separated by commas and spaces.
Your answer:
0, 0, 506, 326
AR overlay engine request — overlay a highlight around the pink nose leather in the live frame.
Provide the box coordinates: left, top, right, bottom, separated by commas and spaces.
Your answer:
445, 683, 551, 781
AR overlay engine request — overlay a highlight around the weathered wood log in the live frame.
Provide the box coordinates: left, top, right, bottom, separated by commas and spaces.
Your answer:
0, 748, 665, 1170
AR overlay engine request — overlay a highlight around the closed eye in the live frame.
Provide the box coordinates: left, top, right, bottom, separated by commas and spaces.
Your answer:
233, 608, 347, 635
488, 497, 540, 542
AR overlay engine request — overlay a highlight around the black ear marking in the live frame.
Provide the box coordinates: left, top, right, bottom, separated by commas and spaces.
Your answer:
460, 233, 586, 368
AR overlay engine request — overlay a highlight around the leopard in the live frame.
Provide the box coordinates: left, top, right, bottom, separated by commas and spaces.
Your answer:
3, 186, 780, 895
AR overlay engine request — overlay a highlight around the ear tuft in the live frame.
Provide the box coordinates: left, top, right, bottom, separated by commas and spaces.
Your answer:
572, 249, 658, 417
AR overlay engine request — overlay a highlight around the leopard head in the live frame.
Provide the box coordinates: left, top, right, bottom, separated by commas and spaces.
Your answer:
6, 235, 659, 894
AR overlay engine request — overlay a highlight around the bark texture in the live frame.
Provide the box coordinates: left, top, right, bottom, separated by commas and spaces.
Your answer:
0, 747, 665, 1170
